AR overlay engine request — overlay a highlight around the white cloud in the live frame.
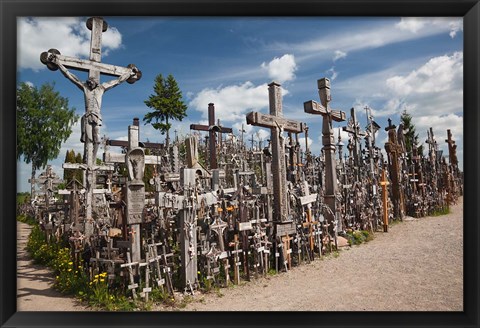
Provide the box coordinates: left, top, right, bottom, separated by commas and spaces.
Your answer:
260, 54, 297, 83
382, 52, 463, 117
278, 18, 462, 64
333, 50, 347, 62
386, 52, 463, 96
18, 17, 123, 71
448, 20, 463, 38
326, 67, 338, 81
396, 18, 426, 33
297, 137, 313, 152
189, 81, 290, 122
396, 17, 463, 39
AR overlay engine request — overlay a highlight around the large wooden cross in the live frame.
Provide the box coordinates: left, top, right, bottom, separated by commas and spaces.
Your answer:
342, 107, 365, 182
41, 17, 141, 236
445, 129, 458, 168
190, 103, 233, 169
384, 118, 405, 219
303, 78, 346, 234
246, 81, 304, 223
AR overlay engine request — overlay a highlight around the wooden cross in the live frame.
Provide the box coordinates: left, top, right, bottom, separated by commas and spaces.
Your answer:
190, 103, 233, 169
36, 165, 63, 208
209, 215, 230, 286
41, 17, 141, 232
103, 119, 165, 166
384, 118, 405, 219
281, 234, 293, 270
380, 167, 390, 232
342, 107, 365, 181
246, 81, 304, 223
230, 234, 242, 284
303, 77, 346, 233
445, 129, 458, 168
120, 252, 139, 299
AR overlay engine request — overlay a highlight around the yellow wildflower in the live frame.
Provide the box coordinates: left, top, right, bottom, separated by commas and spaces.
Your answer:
68, 268, 72, 272
68, 262, 73, 265
100, 279, 105, 282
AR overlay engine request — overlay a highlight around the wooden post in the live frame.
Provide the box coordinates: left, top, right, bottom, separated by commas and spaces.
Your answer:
190, 103, 232, 170
304, 78, 346, 235
380, 167, 390, 232
41, 17, 140, 238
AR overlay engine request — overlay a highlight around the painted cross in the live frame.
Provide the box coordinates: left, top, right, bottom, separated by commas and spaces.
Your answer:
246, 81, 304, 224
190, 103, 233, 169
40, 17, 141, 236
303, 78, 346, 234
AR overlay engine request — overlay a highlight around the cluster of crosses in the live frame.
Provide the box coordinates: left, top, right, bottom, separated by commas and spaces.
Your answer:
29, 17, 463, 300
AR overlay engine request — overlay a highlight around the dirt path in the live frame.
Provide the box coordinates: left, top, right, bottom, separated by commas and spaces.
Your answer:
16, 222, 88, 311
177, 198, 463, 311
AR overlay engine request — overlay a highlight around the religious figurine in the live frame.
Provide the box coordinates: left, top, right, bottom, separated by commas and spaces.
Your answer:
49, 53, 137, 161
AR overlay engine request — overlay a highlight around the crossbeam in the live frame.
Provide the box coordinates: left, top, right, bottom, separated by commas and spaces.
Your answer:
190, 103, 232, 169
43, 53, 133, 77
303, 101, 346, 122
246, 111, 304, 133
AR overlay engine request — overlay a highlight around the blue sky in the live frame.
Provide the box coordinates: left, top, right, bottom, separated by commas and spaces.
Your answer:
17, 16, 463, 192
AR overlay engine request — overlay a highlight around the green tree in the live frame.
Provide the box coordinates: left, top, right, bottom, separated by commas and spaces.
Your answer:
63, 150, 84, 188
63, 149, 76, 184
143, 148, 155, 192
143, 74, 188, 147
75, 152, 84, 185
17, 82, 78, 197
400, 109, 423, 158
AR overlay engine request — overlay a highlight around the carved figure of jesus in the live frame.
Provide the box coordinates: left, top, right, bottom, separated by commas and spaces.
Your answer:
51, 54, 137, 161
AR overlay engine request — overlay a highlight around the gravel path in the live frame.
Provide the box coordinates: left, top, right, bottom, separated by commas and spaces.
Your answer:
16, 198, 463, 311
16, 222, 88, 311
179, 198, 463, 311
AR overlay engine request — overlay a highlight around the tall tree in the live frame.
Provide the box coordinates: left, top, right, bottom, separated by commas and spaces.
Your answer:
17, 82, 78, 197
63, 149, 84, 187
143, 74, 188, 147
63, 149, 76, 184
400, 109, 423, 157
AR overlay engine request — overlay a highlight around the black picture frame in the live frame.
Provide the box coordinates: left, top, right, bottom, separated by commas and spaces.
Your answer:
1, 1, 478, 327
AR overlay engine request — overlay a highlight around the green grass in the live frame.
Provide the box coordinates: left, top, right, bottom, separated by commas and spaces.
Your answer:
430, 207, 450, 216
345, 230, 374, 246
17, 214, 36, 226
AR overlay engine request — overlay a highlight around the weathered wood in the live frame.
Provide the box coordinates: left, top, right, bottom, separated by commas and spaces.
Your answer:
304, 77, 346, 235
246, 82, 304, 224
246, 111, 304, 133
190, 103, 232, 169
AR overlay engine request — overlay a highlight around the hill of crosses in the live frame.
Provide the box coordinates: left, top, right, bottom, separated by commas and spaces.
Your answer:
21, 17, 463, 305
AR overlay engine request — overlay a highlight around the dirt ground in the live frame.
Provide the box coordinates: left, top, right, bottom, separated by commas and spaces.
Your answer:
16, 222, 88, 311
17, 198, 463, 311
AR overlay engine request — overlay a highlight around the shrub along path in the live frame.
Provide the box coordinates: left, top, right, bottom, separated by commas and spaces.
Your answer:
17, 222, 88, 311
